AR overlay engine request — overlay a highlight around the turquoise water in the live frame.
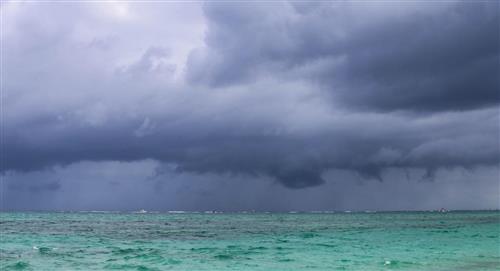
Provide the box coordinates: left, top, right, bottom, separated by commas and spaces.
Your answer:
1, 211, 499, 270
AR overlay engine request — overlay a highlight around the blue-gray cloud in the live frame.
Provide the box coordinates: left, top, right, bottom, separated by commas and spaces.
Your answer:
188, 1, 499, 112
2, 1, 499, 205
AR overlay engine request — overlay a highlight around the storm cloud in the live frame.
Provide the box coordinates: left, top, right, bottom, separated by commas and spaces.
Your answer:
188, 2, 499, 111
2, 1, 499, 210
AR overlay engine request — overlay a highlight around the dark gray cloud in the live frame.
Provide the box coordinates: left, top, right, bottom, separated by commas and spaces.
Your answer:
187, 1, 499, 112
2, 1, 499, 210
4, 104, 498, 188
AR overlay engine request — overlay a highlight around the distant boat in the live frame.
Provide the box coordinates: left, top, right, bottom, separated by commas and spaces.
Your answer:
133, 209, 147, 214
168, 211, 186, 214
439, 208, 448, 213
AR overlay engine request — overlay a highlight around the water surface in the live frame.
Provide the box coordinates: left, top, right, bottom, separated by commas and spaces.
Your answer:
1, 211, 499, 270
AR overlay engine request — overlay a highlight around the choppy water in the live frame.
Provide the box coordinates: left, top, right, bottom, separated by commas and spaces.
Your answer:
1, 211, 499, 270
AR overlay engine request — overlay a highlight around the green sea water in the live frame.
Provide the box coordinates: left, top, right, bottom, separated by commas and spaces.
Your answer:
0, 211, 499, 270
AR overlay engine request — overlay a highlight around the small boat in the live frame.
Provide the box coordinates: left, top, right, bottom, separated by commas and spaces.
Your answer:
133, 209, 147, 214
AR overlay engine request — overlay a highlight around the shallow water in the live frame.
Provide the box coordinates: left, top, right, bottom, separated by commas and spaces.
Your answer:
1, 211, 499, 270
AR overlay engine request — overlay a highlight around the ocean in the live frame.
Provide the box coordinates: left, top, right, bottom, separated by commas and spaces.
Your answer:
1, 211, 499, 270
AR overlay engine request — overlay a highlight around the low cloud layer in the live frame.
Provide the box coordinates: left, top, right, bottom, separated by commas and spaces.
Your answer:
3, 161, 499, 211
2, 1, 499, 209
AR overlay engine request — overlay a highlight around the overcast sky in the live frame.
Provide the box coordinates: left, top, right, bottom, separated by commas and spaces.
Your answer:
1, 1, 499, 211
